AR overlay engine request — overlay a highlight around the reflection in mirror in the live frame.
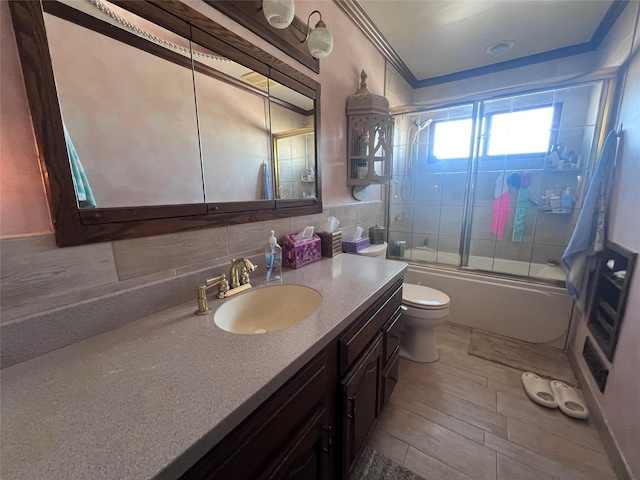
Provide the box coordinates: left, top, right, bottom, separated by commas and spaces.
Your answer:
192, 43, 273, 202
43, 1, 203, 208
270, 84, 316, 199
273, 128, 315, 199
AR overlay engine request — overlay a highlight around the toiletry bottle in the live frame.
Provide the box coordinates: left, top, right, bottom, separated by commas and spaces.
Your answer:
265, 230, 282, 281
561, 187, 573, 213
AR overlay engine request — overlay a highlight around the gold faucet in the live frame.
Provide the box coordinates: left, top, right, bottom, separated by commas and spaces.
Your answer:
230, 258, 257, 289
194, 259, 258, 315
194, 274, 230, 315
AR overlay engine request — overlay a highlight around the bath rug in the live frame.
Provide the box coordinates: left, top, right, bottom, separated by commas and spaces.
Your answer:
350, 446, 426, 480
468, 330, 578, 386
550, 380, 589, 419
521, 372, 558, 408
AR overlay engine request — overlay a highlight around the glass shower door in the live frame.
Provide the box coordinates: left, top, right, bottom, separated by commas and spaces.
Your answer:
389, 104, 475, 265
389, 80, 608, 283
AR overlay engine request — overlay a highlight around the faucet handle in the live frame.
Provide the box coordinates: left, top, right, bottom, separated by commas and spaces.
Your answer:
240, 267, 250, 285
217, 275, 230, 298
206, 273, 226, 286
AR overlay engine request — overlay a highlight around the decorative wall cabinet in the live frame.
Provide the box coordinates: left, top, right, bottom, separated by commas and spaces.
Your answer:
347, 71, 393, 185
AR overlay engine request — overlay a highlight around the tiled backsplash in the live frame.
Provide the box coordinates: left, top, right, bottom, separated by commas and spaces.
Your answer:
0, 201, 385, 367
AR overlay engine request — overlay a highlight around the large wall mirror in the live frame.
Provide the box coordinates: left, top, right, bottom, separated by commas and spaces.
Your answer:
10, 0, 321, 246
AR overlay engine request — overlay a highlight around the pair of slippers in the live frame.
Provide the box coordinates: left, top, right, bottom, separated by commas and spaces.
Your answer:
521, 372, 589, 419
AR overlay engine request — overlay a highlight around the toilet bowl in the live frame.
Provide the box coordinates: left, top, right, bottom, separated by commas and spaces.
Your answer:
400, 284, 451, 363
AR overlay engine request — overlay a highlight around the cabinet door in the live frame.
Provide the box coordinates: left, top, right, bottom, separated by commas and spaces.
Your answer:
341, 334, 383, 475
260, 407, 331, 480
181, 353, 329, 480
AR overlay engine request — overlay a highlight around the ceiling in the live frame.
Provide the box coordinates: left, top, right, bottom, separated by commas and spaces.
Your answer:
350, 0, 623, 87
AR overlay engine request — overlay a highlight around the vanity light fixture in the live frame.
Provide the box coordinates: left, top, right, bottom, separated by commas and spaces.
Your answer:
262, 0, 295, 29
301, 10, 333, 59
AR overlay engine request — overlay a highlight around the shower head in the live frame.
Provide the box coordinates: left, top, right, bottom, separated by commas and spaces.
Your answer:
416, 119, 433, 131
409, 118, 433, 143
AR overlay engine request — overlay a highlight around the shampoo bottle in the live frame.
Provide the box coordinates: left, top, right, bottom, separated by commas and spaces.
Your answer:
265, 230, 282, 281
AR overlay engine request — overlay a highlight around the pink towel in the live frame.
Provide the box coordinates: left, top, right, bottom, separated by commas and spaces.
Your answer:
490, 191, 510, 240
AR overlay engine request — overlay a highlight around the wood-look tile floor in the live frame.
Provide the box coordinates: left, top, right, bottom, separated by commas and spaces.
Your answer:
366, 324, 617, 480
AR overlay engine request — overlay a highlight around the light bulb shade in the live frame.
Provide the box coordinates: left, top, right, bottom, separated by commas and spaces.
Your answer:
307, 26, 333, 59
263, 0, 294, 29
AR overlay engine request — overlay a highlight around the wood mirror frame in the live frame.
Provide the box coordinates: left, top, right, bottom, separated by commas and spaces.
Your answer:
9, 0, 322, 247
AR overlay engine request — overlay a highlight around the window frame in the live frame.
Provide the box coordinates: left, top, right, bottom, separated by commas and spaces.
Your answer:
424, 102, 563, 164
480, 102, 563, 159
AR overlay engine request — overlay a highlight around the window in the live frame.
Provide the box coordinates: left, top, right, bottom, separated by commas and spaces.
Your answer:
431, 118, 473, 160
483, 105, 561, 156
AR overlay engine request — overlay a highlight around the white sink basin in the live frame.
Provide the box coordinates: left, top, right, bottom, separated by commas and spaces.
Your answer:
214, 285, 322, 334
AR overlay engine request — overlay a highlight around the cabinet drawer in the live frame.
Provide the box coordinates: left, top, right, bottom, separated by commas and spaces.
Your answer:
383, 310, 402, 365
339, 280, 402, 375
382, 348, 399, 406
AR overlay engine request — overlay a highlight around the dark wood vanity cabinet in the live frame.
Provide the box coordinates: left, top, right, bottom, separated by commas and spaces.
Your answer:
180, 351, 335, 480
338, 279, 403, 476
180, 278, 403, 480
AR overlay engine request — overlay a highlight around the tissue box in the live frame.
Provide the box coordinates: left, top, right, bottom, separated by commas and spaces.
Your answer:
342, 237, 370, 253
317, 231, 342, 258
283, 232, 322, 269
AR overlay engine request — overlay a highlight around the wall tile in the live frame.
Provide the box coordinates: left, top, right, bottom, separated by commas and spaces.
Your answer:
356, 201, 384, 225
113, 227, 229, 280
414, 174, 443, 205
290, 211, 329, 233
412, 205, 439, 234
326, 205, 357, 229
442, 173, 467, 205
390, 176, 415, 205
0, 235, 118, 310
439, 206, 464, 236
227, 217, 291, 255
531, 245, 566, 266
389, 205, 414, 233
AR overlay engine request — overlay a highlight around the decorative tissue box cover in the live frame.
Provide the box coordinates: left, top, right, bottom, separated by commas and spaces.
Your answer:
342, 237, 370, 253
318, 231, 342, 258
283, 232, 322, 269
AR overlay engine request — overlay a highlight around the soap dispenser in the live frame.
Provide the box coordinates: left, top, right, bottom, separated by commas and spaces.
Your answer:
265, 230, 282, 281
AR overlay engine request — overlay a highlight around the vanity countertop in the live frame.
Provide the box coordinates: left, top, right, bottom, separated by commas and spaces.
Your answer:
0, 255, 407, 480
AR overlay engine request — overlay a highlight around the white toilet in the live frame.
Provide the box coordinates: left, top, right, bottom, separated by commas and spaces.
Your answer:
351, 244, 451, 362
399, 284, 451, 363
353, 242, 388, 258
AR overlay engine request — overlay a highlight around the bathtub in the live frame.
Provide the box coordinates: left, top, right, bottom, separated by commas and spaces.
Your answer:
403, 263, 574, 349
407, 248, 566, 281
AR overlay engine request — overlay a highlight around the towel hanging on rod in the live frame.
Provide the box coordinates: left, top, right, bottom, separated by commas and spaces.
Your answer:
562, 130, 620, 310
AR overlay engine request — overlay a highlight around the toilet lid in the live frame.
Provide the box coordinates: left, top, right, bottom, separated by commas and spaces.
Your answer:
357, 242, 387, 257
403, 284, 450, 309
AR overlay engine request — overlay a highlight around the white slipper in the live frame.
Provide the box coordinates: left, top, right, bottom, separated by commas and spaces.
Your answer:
550, 380, 589, 419
521, 372, 558, 409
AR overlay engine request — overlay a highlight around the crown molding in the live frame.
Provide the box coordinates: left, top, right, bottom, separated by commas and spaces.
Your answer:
335, 0, 628, 90
333, 0, 417, 87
